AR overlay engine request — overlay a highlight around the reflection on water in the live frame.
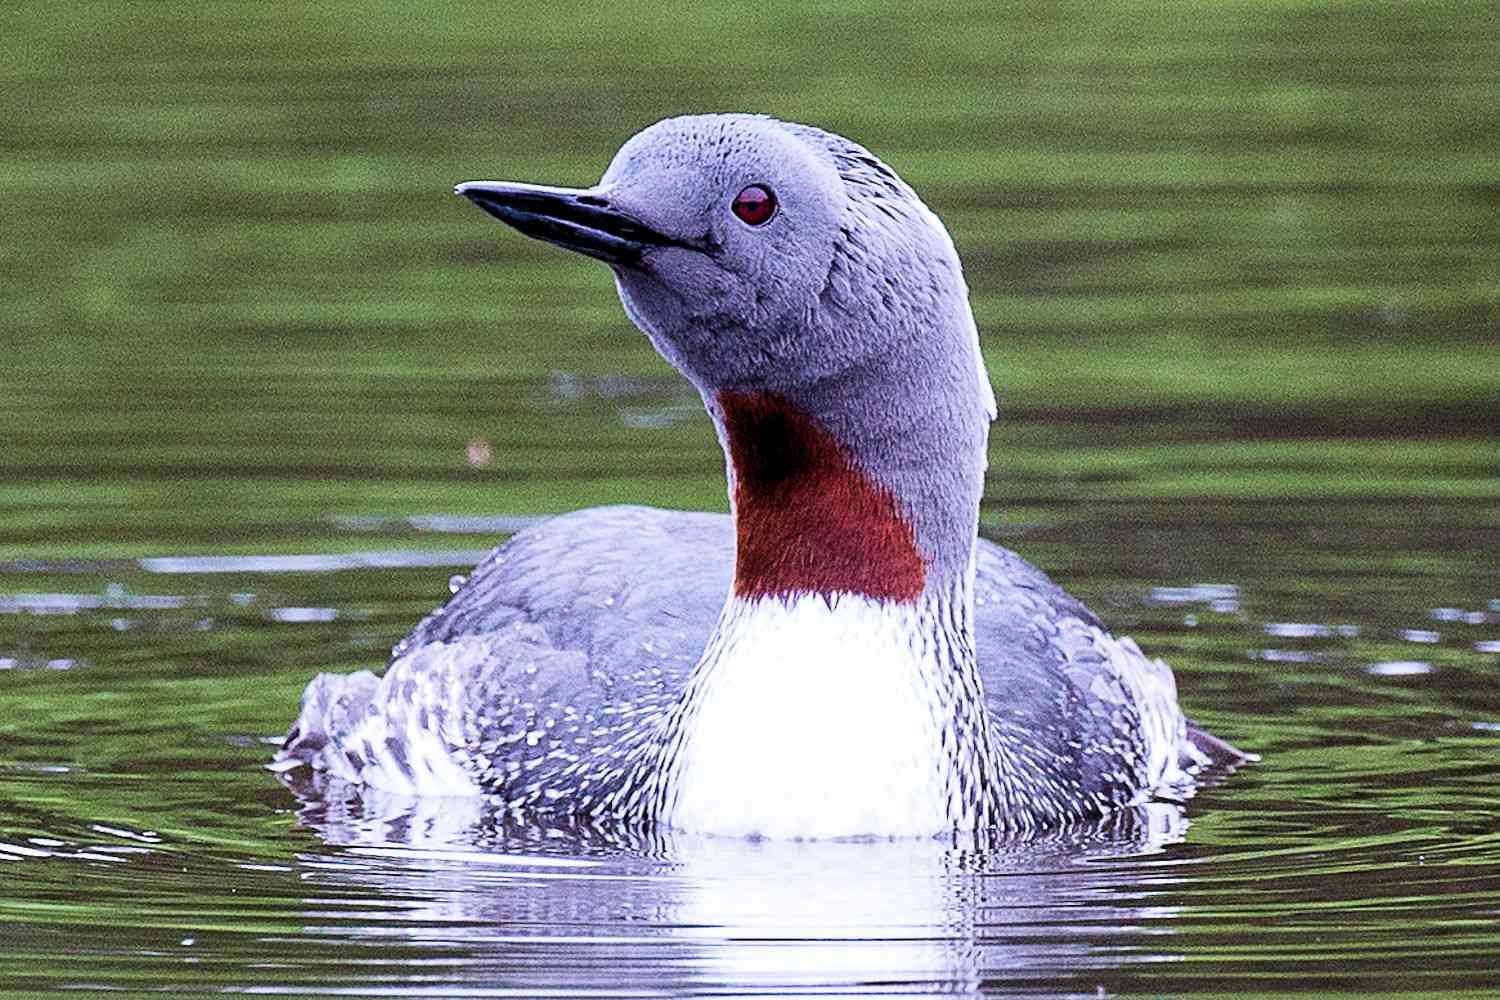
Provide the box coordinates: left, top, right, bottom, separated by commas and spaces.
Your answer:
139, 549, 493, 575
285, 785, 1192, 998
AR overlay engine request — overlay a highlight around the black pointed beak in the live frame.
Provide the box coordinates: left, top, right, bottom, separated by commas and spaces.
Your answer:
455, 181, 684, 267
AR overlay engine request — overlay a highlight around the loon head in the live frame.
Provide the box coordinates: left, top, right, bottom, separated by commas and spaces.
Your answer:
457, 116, 1009, 836
457, 114, 996, 604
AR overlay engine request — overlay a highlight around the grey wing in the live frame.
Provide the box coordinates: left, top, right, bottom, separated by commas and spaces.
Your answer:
972, 538, 1195, 824
401, 505, 731, 667
279, 506, 734, 812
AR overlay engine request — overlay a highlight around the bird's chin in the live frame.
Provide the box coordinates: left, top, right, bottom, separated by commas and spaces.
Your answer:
614, 275, 697, 372
615, 265, 703, 332
612, 269, 664, 329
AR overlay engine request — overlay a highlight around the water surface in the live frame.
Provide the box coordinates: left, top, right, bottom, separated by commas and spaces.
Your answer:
3, 1, 1498, 996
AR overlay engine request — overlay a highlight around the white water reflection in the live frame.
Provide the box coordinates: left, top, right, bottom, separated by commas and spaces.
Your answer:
139, 550, 492, 574
1367, 661, 1432, 677
1148, 584, 1237, 607
270, 607, 341, 624
284, 784, 1191, 997
0, 589, 192, 614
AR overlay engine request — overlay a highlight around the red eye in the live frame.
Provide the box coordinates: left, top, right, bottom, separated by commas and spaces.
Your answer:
731, 184, 777, 226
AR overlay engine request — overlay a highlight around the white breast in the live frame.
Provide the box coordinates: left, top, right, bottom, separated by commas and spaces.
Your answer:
661, 593, 963, 839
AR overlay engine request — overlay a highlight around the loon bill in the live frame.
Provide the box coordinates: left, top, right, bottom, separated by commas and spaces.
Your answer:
277, 114, 1250, 839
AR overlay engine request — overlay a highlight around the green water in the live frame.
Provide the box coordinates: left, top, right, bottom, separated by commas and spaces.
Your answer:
3, 1, 1499, 996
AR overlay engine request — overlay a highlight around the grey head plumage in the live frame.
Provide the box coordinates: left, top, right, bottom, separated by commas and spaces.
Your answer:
458, 114, 997, 596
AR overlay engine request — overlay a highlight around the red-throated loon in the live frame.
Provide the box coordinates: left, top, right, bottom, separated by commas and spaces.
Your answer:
277, 114, 1247, 839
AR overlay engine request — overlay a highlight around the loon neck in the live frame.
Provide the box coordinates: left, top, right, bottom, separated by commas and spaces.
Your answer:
710, 386, 984, 602
639, 366, 1002, 836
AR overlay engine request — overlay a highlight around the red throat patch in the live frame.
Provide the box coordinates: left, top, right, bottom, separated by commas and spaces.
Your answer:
717, 390, 925, 602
